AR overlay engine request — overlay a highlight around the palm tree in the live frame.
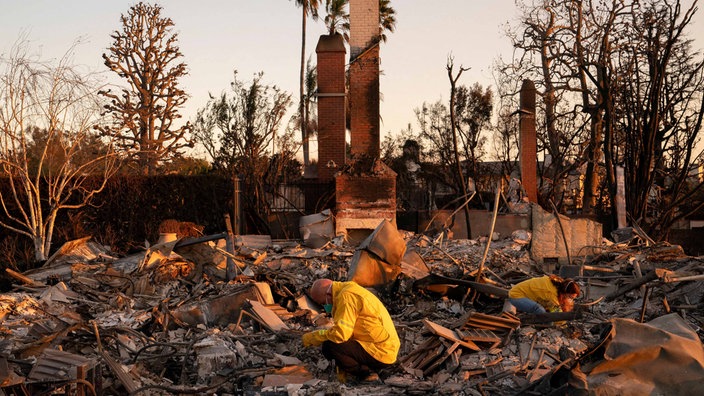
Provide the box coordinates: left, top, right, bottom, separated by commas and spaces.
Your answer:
304, 57, 318, 155
324, 0, 349, 40
378, 0, 396, 43
291, 0, 320, 177
322, 0, 395, 44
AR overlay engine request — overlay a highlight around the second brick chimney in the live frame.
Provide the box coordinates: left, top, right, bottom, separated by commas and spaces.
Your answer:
349, 0, 380, 158
316, 34, 347, 181
520, 79, 538, 203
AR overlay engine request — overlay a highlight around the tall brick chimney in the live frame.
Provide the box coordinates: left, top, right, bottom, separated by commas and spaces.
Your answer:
334, 0, 396, 242
316, 34, 346, 181
519, 79, 538, 203
349, 0, 380, 158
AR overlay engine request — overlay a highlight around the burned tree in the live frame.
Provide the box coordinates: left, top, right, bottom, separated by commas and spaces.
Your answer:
453, 83, 493, 182
99, 2, 192, 175
0, 40, 118, 262
616, 1, 704, 235
447, 57, 472, 235
502, 0, 704, 238
499, 0, 592, 210
192, 71, 293, 233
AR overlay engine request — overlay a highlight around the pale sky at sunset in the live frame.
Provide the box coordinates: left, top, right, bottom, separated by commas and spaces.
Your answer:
2, 1, 704, 159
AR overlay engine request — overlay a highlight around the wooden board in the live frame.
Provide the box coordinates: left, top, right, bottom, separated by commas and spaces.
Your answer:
422, 319, 480, 351
458, 328, 501, 343
247, 300, 289, 331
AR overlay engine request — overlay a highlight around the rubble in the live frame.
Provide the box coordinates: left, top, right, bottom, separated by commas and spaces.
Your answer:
1, 222, 703, 395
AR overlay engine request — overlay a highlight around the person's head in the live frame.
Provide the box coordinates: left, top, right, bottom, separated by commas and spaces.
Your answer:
556, 278, 580, 312
557, 278, 580, 298
309, 278, 334, 306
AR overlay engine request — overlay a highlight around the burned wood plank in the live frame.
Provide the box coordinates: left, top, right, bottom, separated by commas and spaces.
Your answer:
423, 319, 480, 351
400, 337, 439, 365
469, 313, 521, 327
423, 341, 460, 376
459, 328, 501, 344
501, 311, 521, 322
663, 273, 704, 283
406, 339, 442, 369
414, 344, 445, 371
639, 286, 652, 323
245, 300, 289, 332
100, 351, 139, 393
463, 312, 520, 332
224, 214, 237, 281
447, 348, 463, 373
5, 268, 44, 287
28, 349, 96, 382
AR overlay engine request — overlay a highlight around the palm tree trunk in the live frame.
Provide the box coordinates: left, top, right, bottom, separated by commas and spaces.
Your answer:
300, 4, 310, 175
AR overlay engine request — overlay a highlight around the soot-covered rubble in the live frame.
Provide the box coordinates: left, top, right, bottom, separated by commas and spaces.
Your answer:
1, 222, 703, 396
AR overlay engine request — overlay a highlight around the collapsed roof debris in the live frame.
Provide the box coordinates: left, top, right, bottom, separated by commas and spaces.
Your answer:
1, 218, 703, 395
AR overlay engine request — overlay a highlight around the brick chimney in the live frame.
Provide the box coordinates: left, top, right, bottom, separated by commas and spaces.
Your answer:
519, 79, 538, 203
316, 34, 346, 181
349, 0, 380, 158
334, 0, 396, 242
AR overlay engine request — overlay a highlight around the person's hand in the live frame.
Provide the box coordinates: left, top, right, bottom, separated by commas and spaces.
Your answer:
302, 331, 321, 347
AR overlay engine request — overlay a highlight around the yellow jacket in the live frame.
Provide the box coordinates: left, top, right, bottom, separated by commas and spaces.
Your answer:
303, 281, 400, 364
508, 276, 560, 312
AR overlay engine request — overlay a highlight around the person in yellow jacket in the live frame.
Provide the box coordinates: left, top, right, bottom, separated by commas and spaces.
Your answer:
505, 275, 580, 314
302, 279, 400, 382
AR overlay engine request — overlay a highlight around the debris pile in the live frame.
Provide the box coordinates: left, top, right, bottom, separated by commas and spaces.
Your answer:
1, 222, 703, 395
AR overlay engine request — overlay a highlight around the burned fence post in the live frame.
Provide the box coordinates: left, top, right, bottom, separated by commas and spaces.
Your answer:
225, 213, 237, 281
233, 174, 242, 235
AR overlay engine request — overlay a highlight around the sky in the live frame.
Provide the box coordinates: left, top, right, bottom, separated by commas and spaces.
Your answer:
2, 0, 704, 159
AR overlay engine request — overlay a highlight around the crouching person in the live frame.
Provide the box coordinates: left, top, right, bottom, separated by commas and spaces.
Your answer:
504, 274, 580, 314
302, 278, 400, 383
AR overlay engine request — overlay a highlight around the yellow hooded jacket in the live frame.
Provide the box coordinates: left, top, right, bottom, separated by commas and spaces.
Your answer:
303, 281, 400, 364
508, 275, 560, 312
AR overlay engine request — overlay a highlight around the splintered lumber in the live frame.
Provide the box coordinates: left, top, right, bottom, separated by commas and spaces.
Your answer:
224, 214, 237, 281
400, 337, 440, 366
402, 338, 463, 377
415, 344, 445, 371
423, 341, 460, 375
446, 348, 463, 373
402, 338, 442, 374
5, 268, 44, 287
663, 273, 704, 283
264, 304, 295, 320
245, 300, 289, 332
402, 319, 488, 378
422, 319, 480, 351
457, 328, 501, 344
463, 312, 520, 332
101, 351, 139, 393
502, 311, 521, 322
